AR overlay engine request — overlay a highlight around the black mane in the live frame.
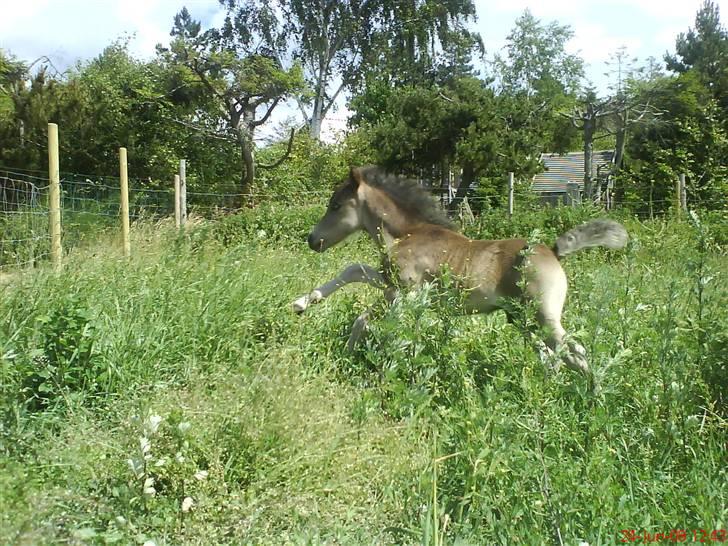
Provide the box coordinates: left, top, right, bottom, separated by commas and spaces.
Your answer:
359, 166, 456, 230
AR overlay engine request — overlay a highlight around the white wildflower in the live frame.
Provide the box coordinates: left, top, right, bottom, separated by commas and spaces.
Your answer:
140, 437, 151, 456
181, 496, 195, 512
175, 452, 185, 463
145, 414, 163, 435
685, 415, 700, 428
142, 541, 157, 546
194, 470, 209, 481
143, 477, 156, 496
127, 458, 144, 479
154, 457, 167, 467
178, 421, 191, 434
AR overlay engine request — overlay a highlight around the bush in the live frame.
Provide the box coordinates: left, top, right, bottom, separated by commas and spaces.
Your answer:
9, 295, 105, 413
190, 202, 325, 249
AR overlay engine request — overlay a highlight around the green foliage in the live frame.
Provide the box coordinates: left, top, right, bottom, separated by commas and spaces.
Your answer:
665, 0, 728, 83
7, 295, 102, 414
357, 279, 495, 420
192, 201, 325, 248
254, 133, 372, 200
494, 9, 584, 98
159, 5, 307, 189
620, 1, 728, 212
351, 10, 586, 194
625, 71, 728, 210
465, 201, 606, 241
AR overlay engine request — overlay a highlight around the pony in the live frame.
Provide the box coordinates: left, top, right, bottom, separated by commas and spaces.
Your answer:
293, 166, 628, 374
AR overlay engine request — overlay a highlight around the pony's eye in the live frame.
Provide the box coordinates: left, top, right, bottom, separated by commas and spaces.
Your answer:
330, 202, 341, 211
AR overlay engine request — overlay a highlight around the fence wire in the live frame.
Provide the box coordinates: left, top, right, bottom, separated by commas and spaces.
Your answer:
1, 164, 725, 272
0, 170, 51, 271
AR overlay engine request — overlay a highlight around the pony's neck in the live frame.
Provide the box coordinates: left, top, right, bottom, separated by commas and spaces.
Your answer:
360, 183, 420, 250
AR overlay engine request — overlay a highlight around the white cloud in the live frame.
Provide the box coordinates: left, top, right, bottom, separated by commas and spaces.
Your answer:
473, 0, 728, 90
0, 0, 223, 68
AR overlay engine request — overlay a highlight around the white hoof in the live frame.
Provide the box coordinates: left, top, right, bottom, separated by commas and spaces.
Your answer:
566, 342, 589, 374
292, 295, 309, 313
292, 290, 322, 314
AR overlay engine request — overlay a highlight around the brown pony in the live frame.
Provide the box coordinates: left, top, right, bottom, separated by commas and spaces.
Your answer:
294, 166, 628, 374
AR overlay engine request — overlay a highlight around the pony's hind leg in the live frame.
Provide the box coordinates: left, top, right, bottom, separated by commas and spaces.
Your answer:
346, 309, 371, 352
346, 287, 399, 352
532, 265, 589, 374
293, 263, 387, 313
537, 315, 589, 374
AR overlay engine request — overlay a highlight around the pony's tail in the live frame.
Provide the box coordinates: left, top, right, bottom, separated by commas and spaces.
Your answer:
553, 219, 629, 259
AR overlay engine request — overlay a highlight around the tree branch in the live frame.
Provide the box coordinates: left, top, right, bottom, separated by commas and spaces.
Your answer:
294, 95, 310, 121
190, 58, 227, 104
322, 80, 347, 116
258, 129, 296, 169
162, 115, 237, 142
251, 97, 281, 127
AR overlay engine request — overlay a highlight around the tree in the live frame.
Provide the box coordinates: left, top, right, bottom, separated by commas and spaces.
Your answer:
616, 0, 728, 212
0, 50, 26, 121
626, 71, 728, 210
0, 56, 80, 170
665, 1, 728, 79
283, 0, 358, 140
158, 6, 305, 194
220, 0, 480, 141
665, 1, 728, 123
492, 10, 584, 157
494, 10, 583, 99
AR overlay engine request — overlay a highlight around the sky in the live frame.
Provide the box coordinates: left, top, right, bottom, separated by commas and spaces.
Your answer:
1, 0, 725, 139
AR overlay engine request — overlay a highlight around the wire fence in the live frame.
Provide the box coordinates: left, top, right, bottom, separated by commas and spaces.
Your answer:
1, 162, 723, 273
1, 169, 51, 270
0, 164, 334, 271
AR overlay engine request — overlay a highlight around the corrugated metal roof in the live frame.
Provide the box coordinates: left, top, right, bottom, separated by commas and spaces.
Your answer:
533, 151, 614, 193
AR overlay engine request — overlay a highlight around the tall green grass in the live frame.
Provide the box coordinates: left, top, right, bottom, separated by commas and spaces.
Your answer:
0, 206, 725, 545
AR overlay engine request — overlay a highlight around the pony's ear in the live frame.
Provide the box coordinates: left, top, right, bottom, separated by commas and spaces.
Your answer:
349, 166, 365, 187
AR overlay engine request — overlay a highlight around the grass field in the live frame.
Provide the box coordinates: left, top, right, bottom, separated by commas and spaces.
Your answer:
1, 205, 726, 545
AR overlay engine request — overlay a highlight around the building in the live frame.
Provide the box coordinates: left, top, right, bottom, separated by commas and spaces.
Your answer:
533, 150, 614, 205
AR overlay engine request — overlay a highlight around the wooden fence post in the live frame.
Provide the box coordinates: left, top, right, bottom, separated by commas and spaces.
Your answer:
507, 172, 514, 219
48, 123, 62, 270
679, 173, 687, 213
174, 174, 181, 228
119, 147, 130, 257
566, 182, 581, 207
675, 175, 682, 215
179, 160, 187, 226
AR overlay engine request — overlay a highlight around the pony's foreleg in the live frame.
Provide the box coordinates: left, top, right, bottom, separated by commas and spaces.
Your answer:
292, 263, 387, 313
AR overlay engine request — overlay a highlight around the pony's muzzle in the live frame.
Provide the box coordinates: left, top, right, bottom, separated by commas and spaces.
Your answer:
307, 233, 325, 252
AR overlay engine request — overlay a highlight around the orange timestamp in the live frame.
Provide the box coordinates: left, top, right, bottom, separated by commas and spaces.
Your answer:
619, 529, 727, 543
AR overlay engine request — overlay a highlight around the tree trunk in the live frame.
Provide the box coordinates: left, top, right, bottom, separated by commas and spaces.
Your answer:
310, 91, 324, 141
240, 136, 255, 199
440, 158, 450, 207
448, 162, 475, 214
236, 114, 256, 205
583, 113, 595, 202
613, 109, 628, 176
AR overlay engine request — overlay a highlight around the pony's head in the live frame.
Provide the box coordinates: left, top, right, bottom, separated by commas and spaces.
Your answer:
307, 167, 366, 252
